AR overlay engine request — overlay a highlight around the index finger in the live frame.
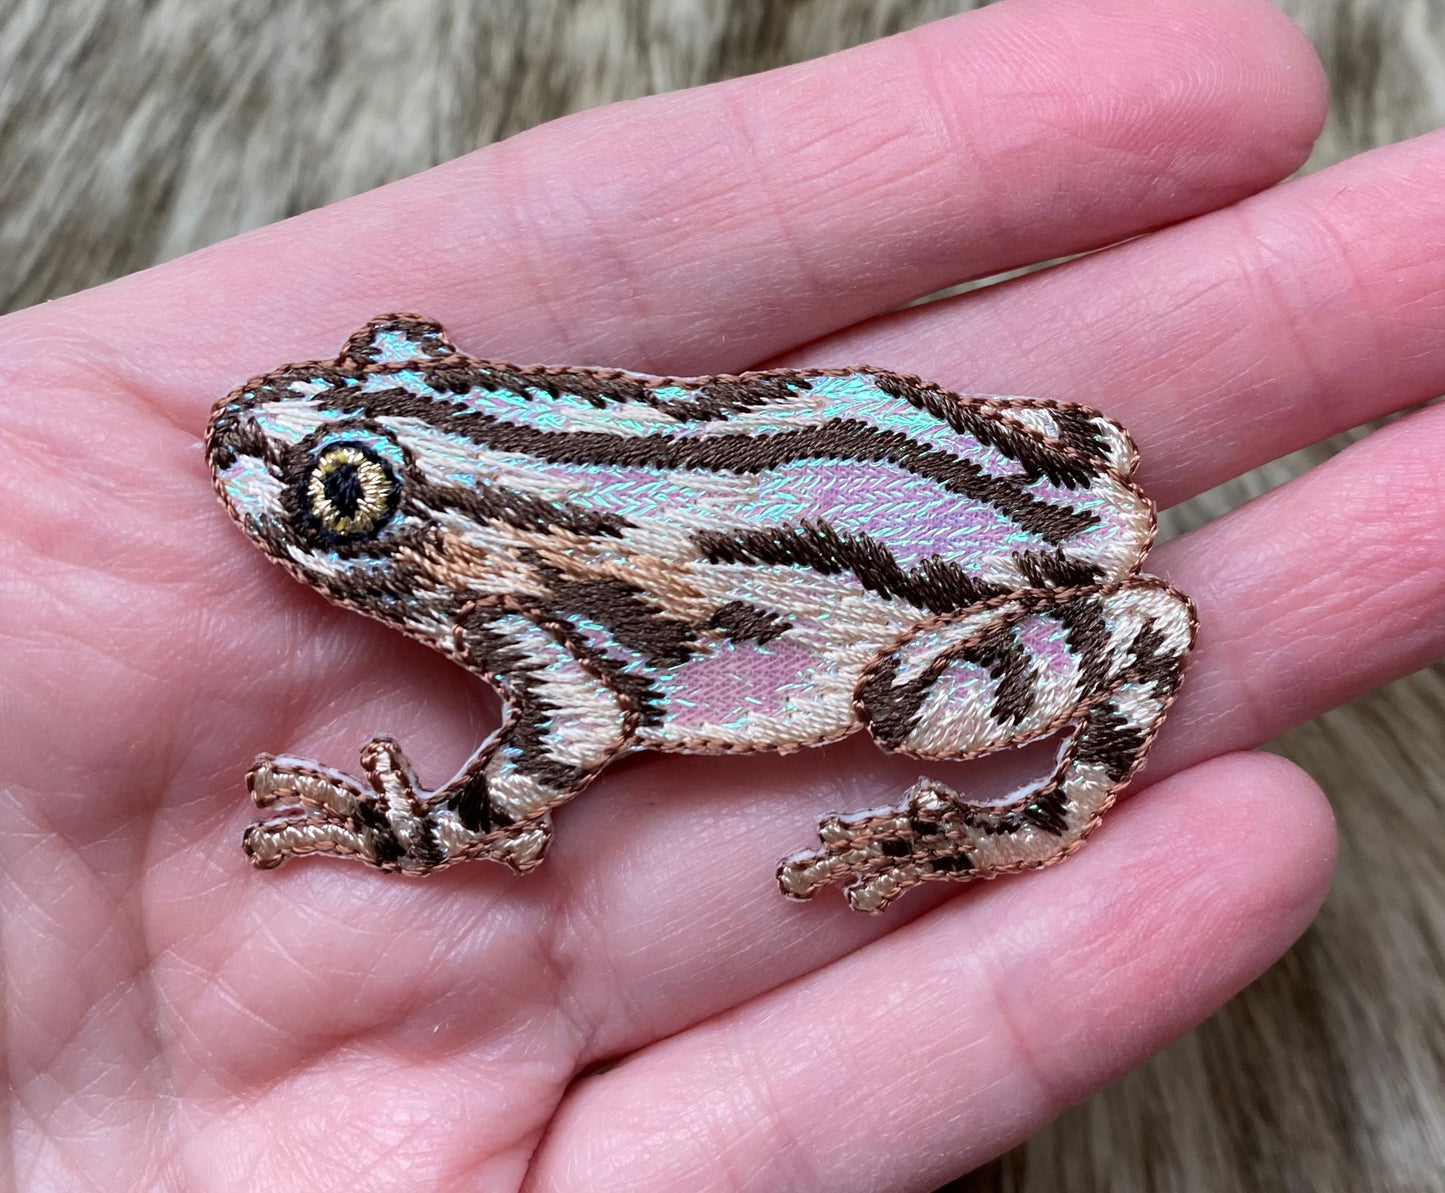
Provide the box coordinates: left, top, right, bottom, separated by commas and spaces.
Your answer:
1, 0, 1323, 414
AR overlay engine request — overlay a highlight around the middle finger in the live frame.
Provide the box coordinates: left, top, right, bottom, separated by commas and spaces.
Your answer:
792, 128, 1445, 507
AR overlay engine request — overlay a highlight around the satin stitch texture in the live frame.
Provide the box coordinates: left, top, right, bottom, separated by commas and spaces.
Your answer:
206, 314, 1195, 912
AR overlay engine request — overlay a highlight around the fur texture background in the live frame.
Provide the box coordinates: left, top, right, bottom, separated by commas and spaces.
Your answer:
2, 1, 1443, 1188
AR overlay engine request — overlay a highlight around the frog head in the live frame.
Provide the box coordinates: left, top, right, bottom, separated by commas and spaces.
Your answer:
205, 315, 461, 625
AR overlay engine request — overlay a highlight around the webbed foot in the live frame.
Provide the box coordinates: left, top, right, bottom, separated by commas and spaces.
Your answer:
242, 736, 551, 875
777, 779, 971, 913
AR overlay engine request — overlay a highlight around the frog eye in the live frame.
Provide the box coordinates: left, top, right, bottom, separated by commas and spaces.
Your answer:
305, 443, 398, 539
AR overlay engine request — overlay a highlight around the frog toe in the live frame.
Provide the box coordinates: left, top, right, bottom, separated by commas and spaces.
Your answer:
246, 753, 367, 818
242, 808, 377, 870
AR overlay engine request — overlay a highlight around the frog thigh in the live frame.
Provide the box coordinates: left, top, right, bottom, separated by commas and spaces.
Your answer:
849, 592, 1098, 756
855, 584, 1139, 759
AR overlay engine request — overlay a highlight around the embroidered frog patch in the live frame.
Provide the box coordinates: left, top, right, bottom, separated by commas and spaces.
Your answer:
206, 315, 1195, 912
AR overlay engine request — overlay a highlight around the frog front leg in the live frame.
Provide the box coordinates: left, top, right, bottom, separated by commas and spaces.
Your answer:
778, 578, 1196, 913
241, 603, 636, 876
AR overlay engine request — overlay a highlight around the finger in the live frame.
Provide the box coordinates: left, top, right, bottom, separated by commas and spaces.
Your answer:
1142, 399, 1445, 776
792, 127, 1445, 508
525, 752, 1334, 1193
0, 0, 1322, 402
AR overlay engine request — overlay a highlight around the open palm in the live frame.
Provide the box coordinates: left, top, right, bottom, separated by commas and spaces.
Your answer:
5, 0, 1444, 1187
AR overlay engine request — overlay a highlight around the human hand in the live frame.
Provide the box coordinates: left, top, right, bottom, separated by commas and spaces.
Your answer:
4, 0, 1438, 1187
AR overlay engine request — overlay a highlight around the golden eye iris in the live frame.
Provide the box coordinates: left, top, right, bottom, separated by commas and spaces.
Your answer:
307, 445, 394, 537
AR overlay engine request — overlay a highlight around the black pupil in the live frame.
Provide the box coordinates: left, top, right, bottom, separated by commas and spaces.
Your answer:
322, 463, 366, 517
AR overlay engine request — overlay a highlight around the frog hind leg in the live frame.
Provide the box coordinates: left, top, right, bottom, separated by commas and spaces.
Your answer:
241, 604, 636, 876
777, 578, 1196, 913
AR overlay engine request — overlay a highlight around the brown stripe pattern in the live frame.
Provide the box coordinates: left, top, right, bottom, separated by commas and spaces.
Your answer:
207, 314, 1188, 913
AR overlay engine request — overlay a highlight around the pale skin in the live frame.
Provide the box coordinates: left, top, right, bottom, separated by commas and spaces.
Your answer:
6, 0, 1445, 1186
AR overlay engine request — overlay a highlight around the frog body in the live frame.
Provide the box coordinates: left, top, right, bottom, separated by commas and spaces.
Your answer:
207, 314, 1194, 911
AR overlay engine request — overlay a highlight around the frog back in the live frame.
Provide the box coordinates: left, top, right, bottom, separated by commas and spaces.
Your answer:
341, 360, 1155, 614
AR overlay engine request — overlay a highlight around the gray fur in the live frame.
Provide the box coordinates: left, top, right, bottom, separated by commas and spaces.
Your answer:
4, 1, 1444, 1188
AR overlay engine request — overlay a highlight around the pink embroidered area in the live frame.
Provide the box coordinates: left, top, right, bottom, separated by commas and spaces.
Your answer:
206, 313, 1195, 912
